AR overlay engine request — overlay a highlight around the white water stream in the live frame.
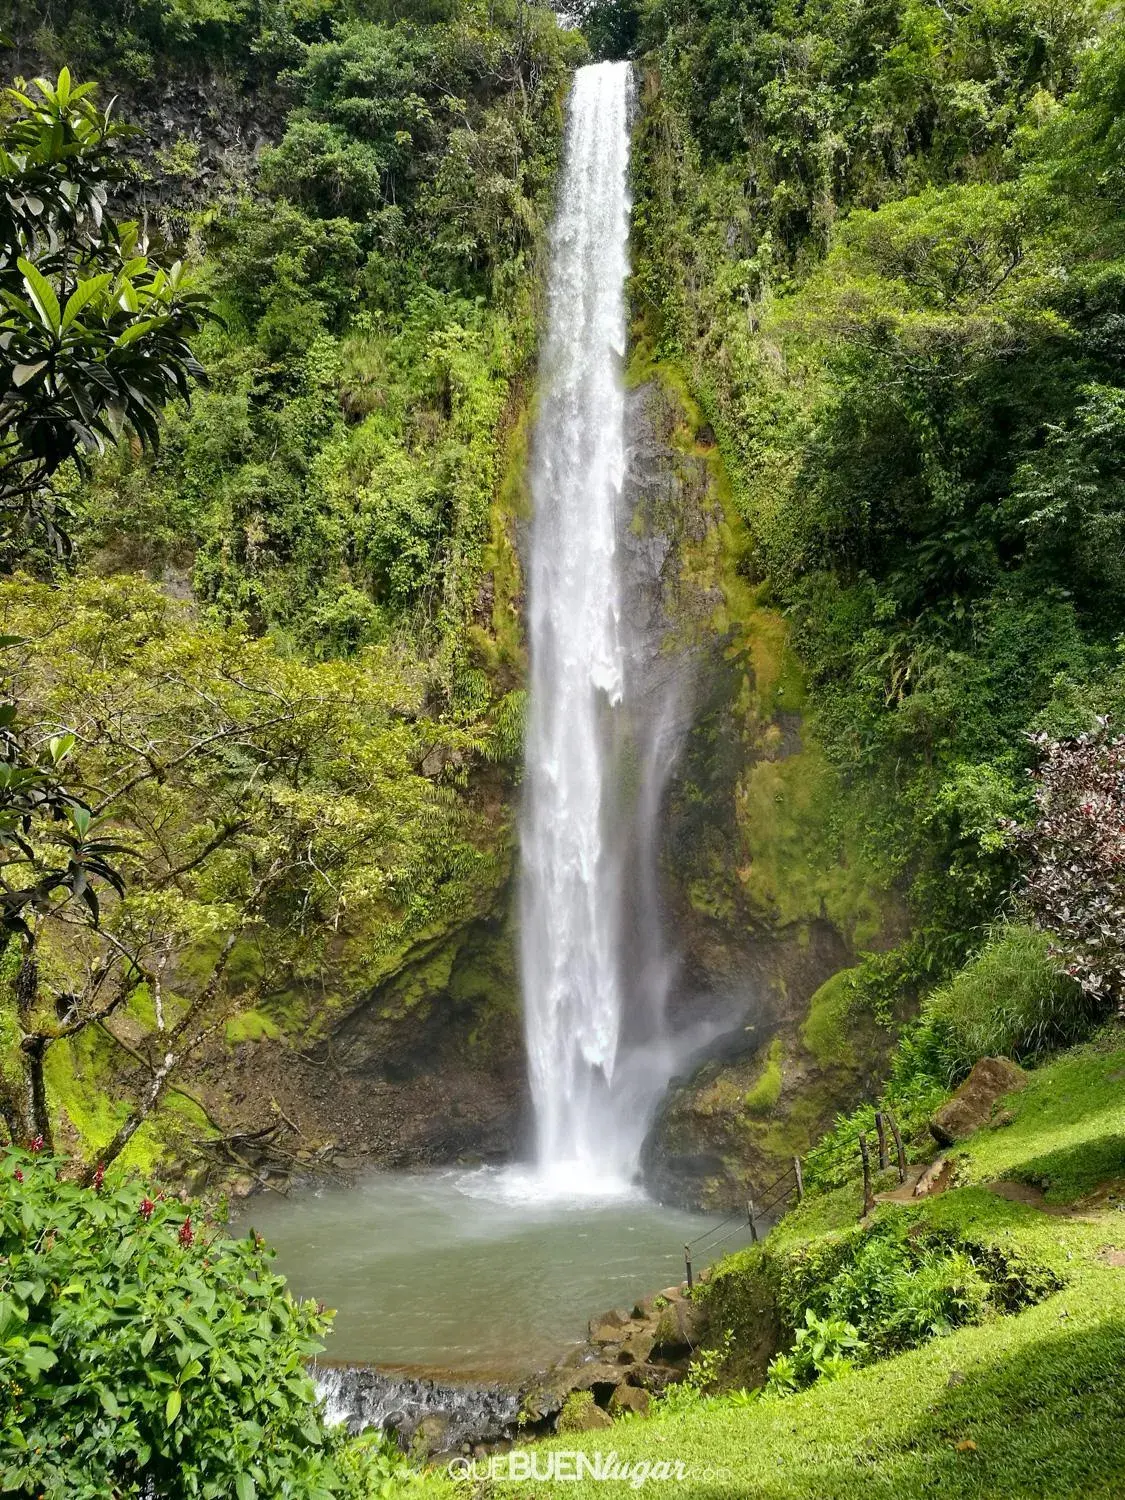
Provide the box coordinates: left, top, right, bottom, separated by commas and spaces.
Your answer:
520, 61, 692, 1193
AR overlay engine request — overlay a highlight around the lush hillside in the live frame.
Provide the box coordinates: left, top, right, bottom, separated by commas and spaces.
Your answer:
531, 1032, 1125, 1498
620, 0, 1125, 1110
0, 0, 581, 1177
520, 0, 1125, 1490
4, 0, 1125, 1494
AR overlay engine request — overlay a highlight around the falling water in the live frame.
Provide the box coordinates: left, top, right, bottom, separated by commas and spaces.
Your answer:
521, 60, 656, 1191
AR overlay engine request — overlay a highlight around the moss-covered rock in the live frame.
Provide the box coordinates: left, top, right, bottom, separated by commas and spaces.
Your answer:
623, 361, 903, 1206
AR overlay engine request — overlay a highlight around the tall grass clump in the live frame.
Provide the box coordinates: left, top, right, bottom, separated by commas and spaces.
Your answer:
922, 924, 1103, 1081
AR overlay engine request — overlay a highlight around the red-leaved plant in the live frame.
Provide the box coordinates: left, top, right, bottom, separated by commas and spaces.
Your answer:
1011, 719, 1125, 1012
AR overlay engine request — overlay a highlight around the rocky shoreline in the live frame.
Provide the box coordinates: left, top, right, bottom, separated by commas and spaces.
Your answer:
318, 1278, 708, 1457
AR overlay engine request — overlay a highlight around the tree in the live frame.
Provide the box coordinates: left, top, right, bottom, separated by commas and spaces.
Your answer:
0, 66, 219, 1153
0, 573, 481, 1168
0, 67, 211, 559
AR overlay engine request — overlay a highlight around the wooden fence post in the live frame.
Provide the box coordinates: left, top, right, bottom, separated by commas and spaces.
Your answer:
684, 1243, 693, 1291
794, 1157, 804, 1204
875, 1110, 889, 1171
747, 1199, 759, 1243
887, 1110, 907, 1184
858, 1131, 875, 1216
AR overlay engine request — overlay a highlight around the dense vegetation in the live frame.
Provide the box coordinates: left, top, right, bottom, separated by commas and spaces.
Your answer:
547, 1033, 1125, 1498
0, 8, 578, 1486
3, 0, 1125, 1492
38, 0, 580, 670
627, 0, 1125, 1062
0, 1144, 417, 1497
0, 0, 580, 1169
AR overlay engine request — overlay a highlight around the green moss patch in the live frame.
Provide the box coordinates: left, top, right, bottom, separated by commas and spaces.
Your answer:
800, 969, 860, 1069
225, 1009, 283, 1044
744, 1039, 785, 1116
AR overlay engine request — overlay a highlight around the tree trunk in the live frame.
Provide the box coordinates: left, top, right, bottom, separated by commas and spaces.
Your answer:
14, 950, 51, 1148
22, 1034, 52, 1150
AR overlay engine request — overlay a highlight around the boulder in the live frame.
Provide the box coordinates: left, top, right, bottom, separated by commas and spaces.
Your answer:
557, 1392, 614, 1433
632, 1295, 659, 1321
588, 1308, 632, 1344
617, 1329, 656, 1366
410, 1413, 452, 1459
930, 1057, 1028, 1146
568, 1362, 624, 1398
652, 1298, 704, 1357
609, 1384, 651, 1417
626, 1363, 677, 1394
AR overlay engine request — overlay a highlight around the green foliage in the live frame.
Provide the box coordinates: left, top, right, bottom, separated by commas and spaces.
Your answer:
951, 1030, 1125, 1203
744, 1038, 783, 1115
766, 1217, 1056, 1394
633, 0, 1125, 1002
0, 1144, 418, 1498
802, 1066, 948, 1195
0, 2, 566, 1155
535, 1040, 1125, 1498
0, 69, 212, 557
556, 1389, 597, 1432
655, 1333, 732, 1416
0, 572, 496, 1157
766, 1308, 863, 1392
0, 700, 125, 939
917, 924, 1103, 1080
71, 1, 581, 686
804, 926, 1101, 1194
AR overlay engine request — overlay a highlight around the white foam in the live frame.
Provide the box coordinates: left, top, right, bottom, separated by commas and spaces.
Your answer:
455, 1162, 644, 1210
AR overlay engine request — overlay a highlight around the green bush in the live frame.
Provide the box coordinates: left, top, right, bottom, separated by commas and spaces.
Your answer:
805, 926, 1102, 1194
0, 1147, 414, 1499
767, 1219, 1057, 1393
765, 1309, 863, 1393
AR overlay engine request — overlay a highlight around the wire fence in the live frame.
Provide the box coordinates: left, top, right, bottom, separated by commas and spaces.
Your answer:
681, 1156, 804, 1289
678, 1106, 915, 1288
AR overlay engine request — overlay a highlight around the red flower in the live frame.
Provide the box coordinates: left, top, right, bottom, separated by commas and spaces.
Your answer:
28, 1135, 44, 1154
13, 1168, 23, 1184
178, 1217, 194, 1248
139, 1197, 155, 1221
92, 1162, 106, 1191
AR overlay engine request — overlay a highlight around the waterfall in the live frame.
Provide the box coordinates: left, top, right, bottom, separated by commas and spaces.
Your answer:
520, 60, 650, 1191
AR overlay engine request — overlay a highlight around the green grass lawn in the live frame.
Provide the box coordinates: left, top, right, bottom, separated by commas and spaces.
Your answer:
953, 1035, 1125, 1204
481, 1036, 1125, 1498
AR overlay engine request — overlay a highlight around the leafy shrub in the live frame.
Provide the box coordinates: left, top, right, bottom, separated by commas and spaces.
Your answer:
1011, 724, 1125, 1010
805, 924, 1100, 1194
656, 1334, 732, 1415
766, 1310, 863, 1393
766, 1219, 1056, 1394
0, 1147, 414, 1499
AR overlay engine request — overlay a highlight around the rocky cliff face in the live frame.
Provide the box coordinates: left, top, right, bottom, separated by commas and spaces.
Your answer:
620, 365, 901, 1209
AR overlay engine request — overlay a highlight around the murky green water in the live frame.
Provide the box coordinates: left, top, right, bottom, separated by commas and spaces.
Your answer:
237, 1168, 724, 1378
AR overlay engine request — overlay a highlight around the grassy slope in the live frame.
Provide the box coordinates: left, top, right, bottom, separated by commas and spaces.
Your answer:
504, 1036, 1125, 1498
